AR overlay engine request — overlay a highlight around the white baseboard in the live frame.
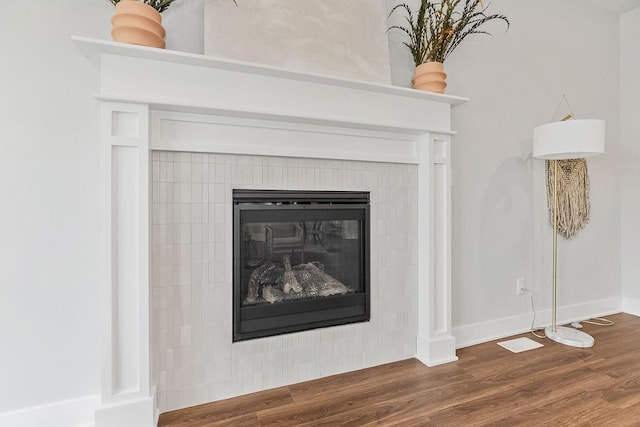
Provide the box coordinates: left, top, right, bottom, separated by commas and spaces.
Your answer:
0, 390, 156, 427
453, 312, 533, 349
0, 394, 100, 427
453, 297, 623, 349
623, 297, 640, 316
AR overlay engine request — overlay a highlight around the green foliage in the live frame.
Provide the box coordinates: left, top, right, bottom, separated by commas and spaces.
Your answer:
388, 0, 509, 66
108, 0, 237, 14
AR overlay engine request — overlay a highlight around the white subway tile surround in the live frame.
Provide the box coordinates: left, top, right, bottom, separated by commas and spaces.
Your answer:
151, 152, 419, 412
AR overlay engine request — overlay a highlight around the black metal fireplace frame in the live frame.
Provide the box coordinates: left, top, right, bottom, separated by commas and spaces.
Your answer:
233, 190, 370, 342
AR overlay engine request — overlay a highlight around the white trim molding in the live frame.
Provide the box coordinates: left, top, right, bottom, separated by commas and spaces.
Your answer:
74, 36, 467, 422
0, 395, 100, 427
416, 133, 457, 366
96, 101, 153, 427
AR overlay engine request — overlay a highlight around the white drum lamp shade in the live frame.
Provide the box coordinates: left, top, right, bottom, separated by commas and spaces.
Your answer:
533, 119, 605, 160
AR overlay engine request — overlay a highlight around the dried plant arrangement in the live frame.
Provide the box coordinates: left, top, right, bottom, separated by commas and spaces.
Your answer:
388, 0, 509, 66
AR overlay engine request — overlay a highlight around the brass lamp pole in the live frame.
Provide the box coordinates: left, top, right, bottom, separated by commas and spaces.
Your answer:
549, 113, 571, 333
551, 156, 558, 332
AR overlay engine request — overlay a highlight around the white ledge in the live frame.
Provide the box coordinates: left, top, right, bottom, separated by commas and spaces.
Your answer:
72, 36, 468, 106
74, 36, 467, 134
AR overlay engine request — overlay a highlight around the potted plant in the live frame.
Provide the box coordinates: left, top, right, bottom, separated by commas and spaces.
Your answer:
388, 0, 509, 93
108, 0, 237, 49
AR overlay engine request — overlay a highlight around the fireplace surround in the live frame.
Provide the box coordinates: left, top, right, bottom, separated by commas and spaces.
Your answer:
74, 36, 466, 426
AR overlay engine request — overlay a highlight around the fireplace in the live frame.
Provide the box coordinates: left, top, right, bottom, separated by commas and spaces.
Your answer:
233, 190, 370, 341
77, 35, 461, 424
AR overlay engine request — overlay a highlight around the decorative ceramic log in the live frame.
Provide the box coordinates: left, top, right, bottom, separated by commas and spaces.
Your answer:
305, 262, 348, 296
292, 264, 320, 297
246, 261, 275, 303
282, 254, 303, 294
262, 285, 284, 304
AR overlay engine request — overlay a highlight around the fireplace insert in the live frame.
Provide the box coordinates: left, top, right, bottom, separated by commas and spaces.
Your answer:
233, 190, 370, 341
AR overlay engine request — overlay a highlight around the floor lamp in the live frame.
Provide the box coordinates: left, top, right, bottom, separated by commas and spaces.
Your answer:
533, 118, 605, 348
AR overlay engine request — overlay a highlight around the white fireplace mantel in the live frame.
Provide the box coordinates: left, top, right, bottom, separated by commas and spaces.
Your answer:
74, 36, 467, 427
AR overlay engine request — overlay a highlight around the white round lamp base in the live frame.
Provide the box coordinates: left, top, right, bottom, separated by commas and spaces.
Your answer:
545, 325, 594, 348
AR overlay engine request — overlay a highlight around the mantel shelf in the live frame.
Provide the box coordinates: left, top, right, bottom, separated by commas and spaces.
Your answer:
72, 35, 468, 107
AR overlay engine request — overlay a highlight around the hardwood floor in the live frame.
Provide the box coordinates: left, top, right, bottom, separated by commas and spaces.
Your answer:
159, 313, 640, 426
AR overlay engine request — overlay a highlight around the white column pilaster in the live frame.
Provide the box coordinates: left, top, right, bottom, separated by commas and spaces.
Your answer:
95, 102, 155, 427
416, 133, 457, 367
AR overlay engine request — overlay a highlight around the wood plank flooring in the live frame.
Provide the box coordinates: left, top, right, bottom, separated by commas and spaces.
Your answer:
159, 313, 640, 426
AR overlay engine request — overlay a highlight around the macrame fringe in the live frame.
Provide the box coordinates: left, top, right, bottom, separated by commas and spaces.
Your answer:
546, 159, 590, 238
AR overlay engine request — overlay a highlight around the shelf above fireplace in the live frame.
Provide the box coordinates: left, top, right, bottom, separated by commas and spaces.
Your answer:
73, 36, 467, 106
73, 36, 467, 139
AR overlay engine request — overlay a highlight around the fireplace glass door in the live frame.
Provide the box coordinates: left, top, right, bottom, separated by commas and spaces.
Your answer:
233, 190, 370, 341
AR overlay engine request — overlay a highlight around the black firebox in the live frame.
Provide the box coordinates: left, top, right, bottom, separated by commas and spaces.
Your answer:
233, 190, 370, 341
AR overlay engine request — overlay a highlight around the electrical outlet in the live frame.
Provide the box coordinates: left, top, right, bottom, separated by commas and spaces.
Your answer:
516, 278, 526, 295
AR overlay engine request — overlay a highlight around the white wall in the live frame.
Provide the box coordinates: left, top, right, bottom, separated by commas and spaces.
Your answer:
0, 0, 106, 416
620, 6, 640, 313
0, 0, 203, 422
442, 0, 622, 340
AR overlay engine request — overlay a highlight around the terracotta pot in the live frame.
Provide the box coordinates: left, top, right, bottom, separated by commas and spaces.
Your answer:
111, 0, 166, 49
412, 62, 447, 94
